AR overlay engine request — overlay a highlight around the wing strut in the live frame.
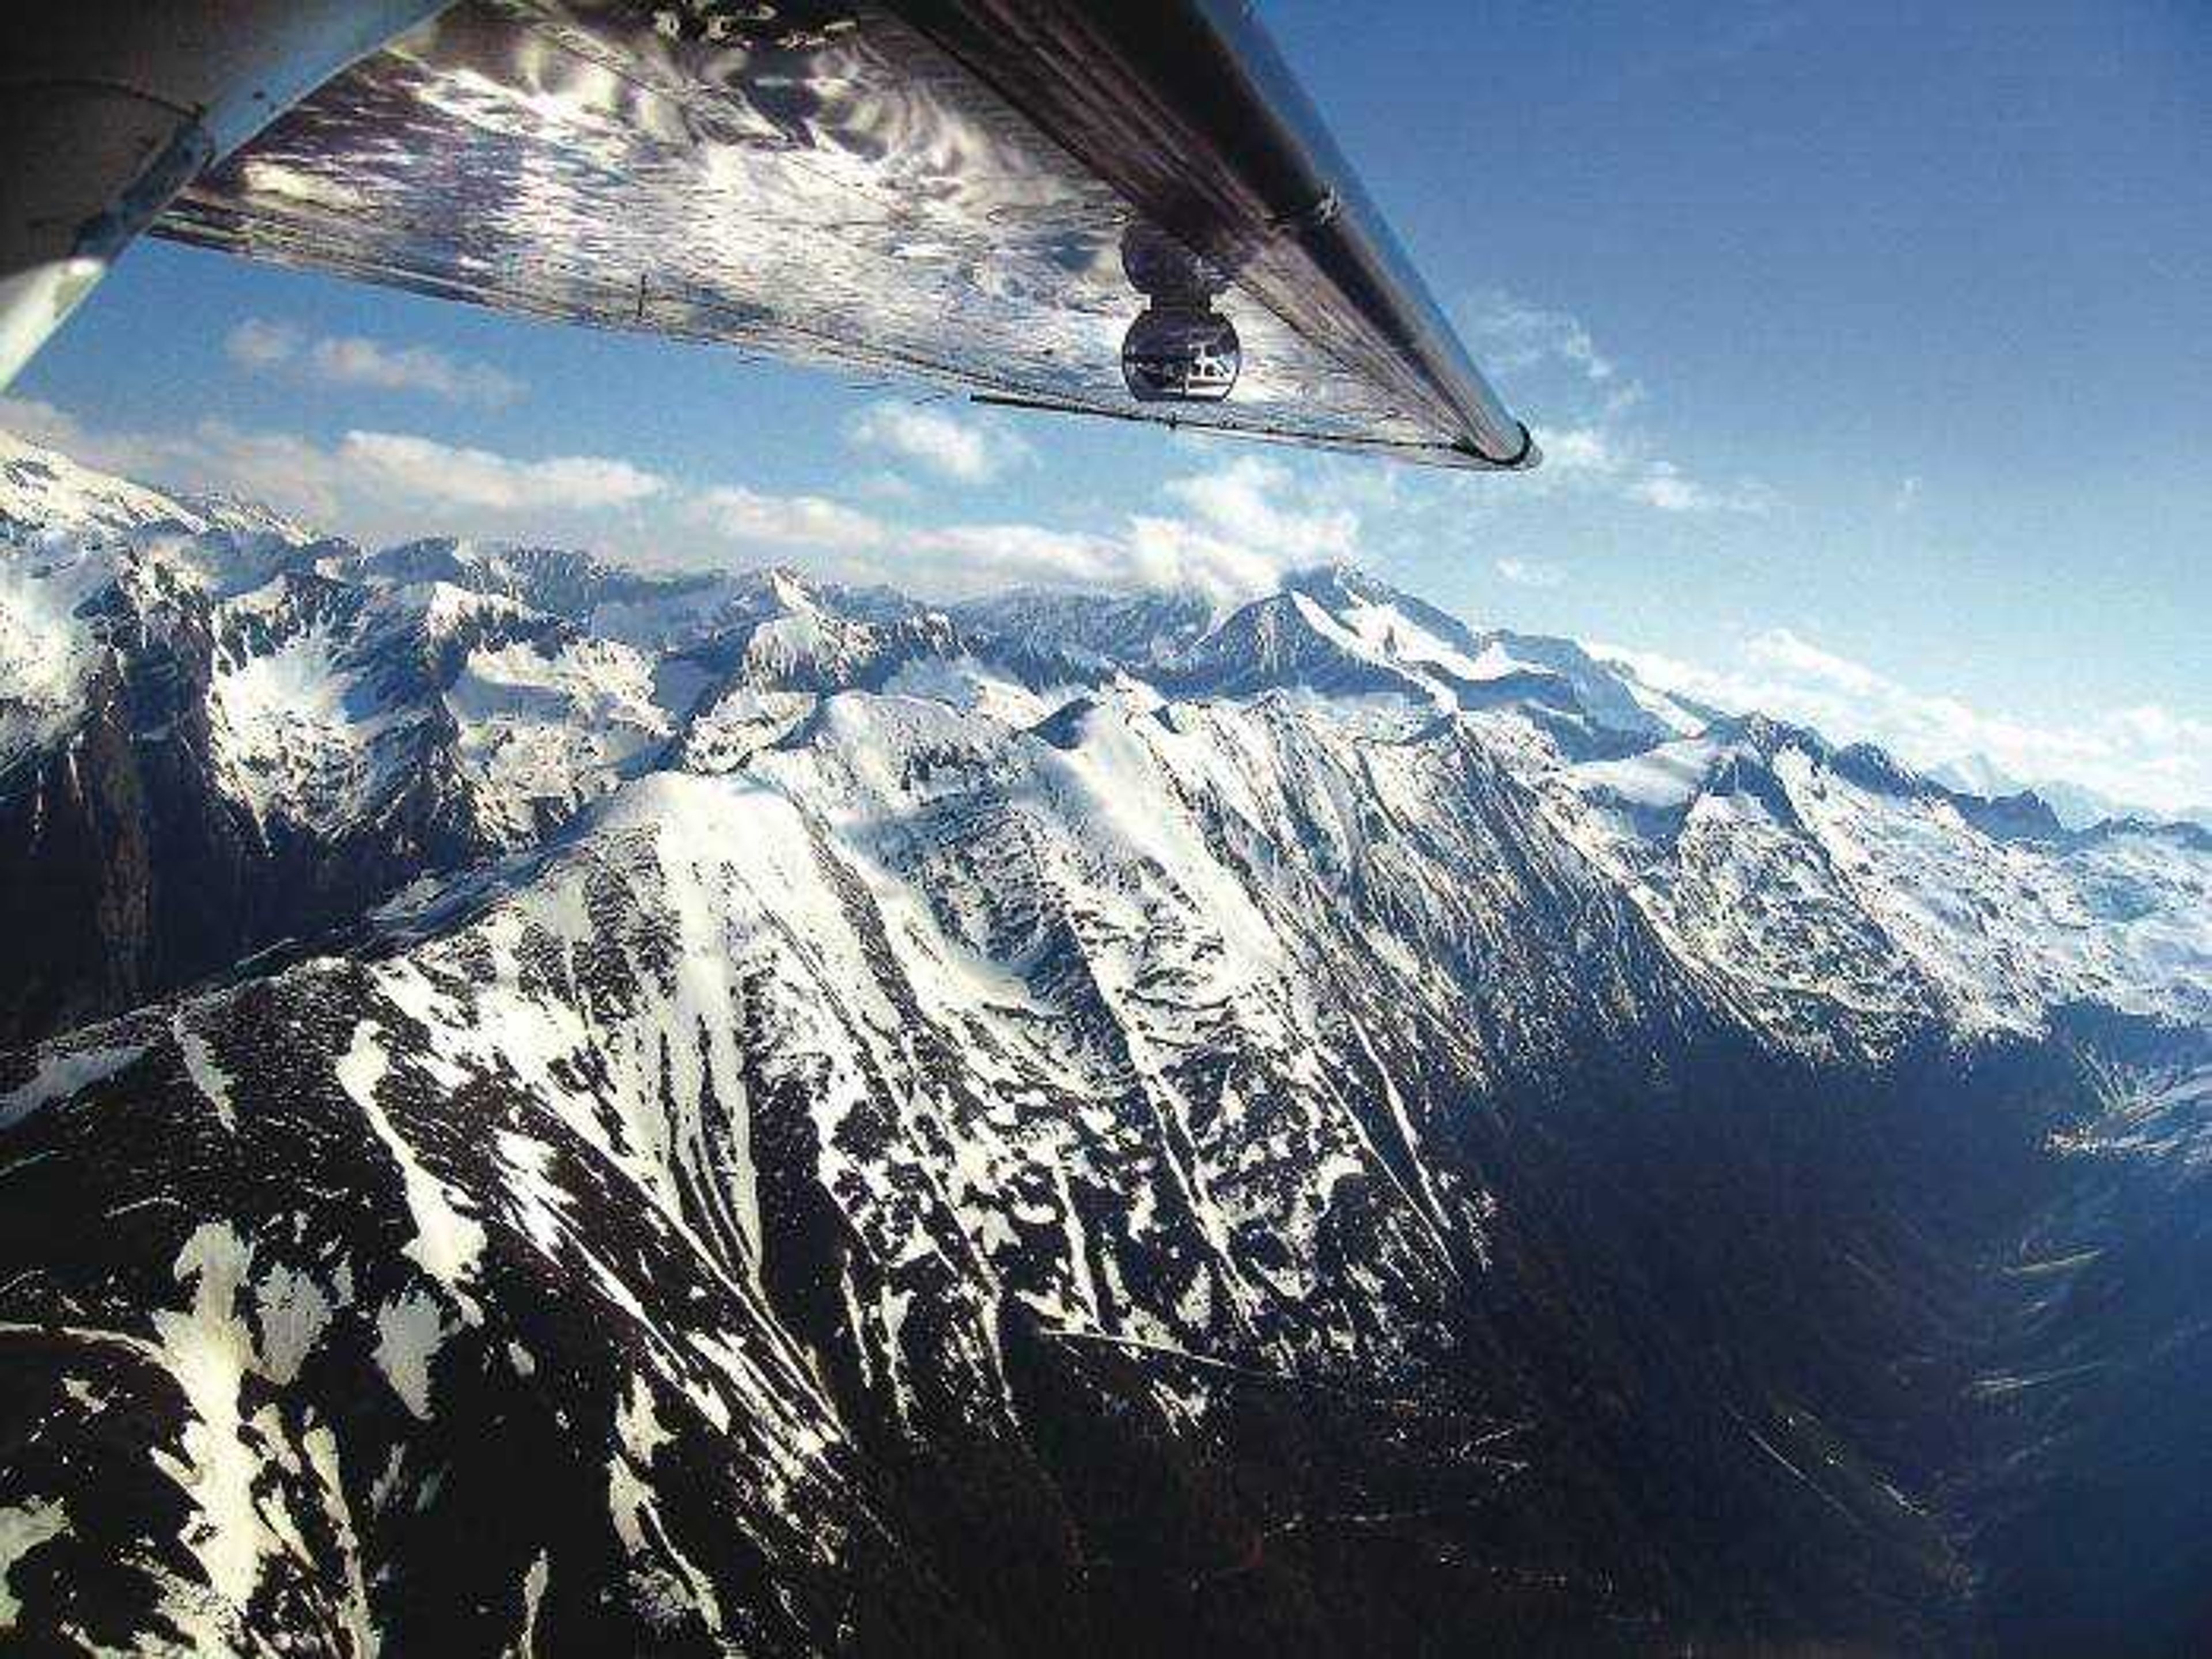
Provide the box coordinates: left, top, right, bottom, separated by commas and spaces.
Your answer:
0, 0, 450, 388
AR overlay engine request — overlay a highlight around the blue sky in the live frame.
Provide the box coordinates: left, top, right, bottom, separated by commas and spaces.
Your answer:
4, 0, 2207, 810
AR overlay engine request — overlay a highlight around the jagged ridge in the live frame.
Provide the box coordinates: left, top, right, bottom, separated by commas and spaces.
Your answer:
2, 430, 2208, 1654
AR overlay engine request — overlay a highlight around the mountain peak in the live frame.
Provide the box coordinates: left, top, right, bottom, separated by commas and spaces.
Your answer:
1, 428, 206, 539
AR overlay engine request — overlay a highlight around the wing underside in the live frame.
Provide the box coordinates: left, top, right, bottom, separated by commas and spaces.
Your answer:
151, 0, 1533, 469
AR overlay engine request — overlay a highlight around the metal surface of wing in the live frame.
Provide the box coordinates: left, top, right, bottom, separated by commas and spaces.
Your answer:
144, 0, 1533, 468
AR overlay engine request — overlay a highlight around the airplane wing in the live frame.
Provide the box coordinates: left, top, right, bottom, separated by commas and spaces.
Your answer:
6, 1, 1536, 470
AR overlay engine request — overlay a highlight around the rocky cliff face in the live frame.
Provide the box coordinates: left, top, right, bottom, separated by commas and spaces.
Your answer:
2, 430, 2206, 1654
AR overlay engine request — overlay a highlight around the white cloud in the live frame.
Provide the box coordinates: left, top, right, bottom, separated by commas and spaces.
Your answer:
0, 402, 662, 532
1463, 291, 1619, 386
908, 522, 1139, 591
1112, 513, 1308, 603
14, 401, 1365, 609
1534, 425, 1620, 477
1462, 291, 1768, 518
310, 338, 524, 407
906, 510, 1290, 604
1892, 475, 1922, 514
856, 469, 921, 503
0, 396, 85, 450
186, 423, 360, 521
1627, 460, 1770, 516
1160, 455, 1358, 564
336, 431, 664, 512
1600, 629, 2212, 816
685, 484, 890, 552
1495, 557, 1563, 589
1526, 424, 1767, 516
226, 319, 524, 407
0, 402, 355, 522
847, 400, 1030, 484
684, 453, 1350, 606
225, 319, 300, 373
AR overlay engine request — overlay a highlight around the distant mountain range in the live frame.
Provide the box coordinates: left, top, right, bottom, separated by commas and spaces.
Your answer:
2, 427, 2206, 1655
1929, 752, 2212, 835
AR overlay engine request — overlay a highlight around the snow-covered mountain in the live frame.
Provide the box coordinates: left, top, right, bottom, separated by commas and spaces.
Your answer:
2, 430, 2207, 1654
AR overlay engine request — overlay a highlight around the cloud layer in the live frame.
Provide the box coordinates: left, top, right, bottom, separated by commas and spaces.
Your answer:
691, 453, 1351, 605
1460, 290, 1768, 518
0, 399, 661, 529
847, 401, 1031, 484
2, 395, 1359, 608
339, 431, 664, 512
227, 320, 525, 408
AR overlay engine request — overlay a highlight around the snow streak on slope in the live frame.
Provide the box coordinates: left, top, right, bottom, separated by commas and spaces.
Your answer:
2, 429, 2210, 1652
1540, 722, 2210, 1052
